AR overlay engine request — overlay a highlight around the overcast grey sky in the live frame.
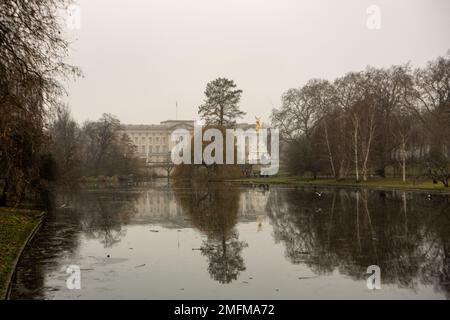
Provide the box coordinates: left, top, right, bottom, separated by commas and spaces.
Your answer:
64, 0, 450, 125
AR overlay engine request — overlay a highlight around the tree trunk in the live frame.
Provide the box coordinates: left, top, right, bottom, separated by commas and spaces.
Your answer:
401, 136, 406, 183
0, 179, 7, 207
337, 159, 346, 180
322, 121, 336, 179
353, 118, 359, 182
362, 115, 375, 182
16, 185, 26, 207
219, 105, 224, 126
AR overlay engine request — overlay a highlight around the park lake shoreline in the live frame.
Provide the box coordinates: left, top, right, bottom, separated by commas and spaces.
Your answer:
0, 208, 44, 299
225, 176, 450, 194
76, 174, 450, 194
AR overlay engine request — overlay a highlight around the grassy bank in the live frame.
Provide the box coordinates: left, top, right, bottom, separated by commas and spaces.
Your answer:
228, 176, 450, 193
0, 207, 43, 299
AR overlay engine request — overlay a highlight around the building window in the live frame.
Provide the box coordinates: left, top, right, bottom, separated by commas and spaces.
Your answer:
156, 146, 160, 153
141, 145, 146, 153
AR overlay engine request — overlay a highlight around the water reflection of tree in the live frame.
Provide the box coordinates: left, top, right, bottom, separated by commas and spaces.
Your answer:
74, 192, 139, 247
10, 191, 140, 299
175, 181, 248, 284
267, 188, 450, 297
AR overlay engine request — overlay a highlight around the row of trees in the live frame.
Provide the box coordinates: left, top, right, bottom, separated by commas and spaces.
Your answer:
272, 54, 450, 186
49, 108, 140, 185
0, 0, 140, 206
0, 0, 78, 205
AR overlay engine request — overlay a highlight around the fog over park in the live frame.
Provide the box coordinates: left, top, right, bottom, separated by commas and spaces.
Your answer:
65, 0, 450, 124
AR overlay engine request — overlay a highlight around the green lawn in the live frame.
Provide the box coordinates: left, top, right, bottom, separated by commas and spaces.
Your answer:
228, 176, 450, 192
0, 207, 43, 299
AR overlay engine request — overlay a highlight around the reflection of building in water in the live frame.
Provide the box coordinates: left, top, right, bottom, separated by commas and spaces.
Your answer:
131, 190, 188, 228
129, 188, 269, 228
238, 190, 269, 224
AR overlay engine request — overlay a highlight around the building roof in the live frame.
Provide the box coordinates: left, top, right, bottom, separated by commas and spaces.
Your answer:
122, 120, 256, 131
121, 124, 163, 130
121, 120, 195, 131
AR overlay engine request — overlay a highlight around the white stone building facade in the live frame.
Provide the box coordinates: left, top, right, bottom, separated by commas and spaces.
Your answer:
122, 120, 256, 164
122, 120, 195, 163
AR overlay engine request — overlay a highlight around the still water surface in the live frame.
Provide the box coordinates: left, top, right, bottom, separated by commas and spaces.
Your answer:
10, 181, 450, 299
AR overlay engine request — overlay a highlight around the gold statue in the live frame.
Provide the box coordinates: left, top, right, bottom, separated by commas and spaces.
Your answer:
255, 116, 261, 133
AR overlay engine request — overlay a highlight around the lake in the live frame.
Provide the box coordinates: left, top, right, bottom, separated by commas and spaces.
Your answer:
9, 181, 450, 299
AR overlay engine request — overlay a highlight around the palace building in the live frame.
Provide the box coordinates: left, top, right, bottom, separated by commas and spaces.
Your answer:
122, 120, 255, 163
122, 120, 195, 163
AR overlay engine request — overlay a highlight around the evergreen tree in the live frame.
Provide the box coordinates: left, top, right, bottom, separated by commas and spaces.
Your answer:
198, 78, 245, 126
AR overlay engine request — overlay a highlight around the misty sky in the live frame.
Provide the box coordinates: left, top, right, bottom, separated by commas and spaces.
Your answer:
64, 0, 450, 125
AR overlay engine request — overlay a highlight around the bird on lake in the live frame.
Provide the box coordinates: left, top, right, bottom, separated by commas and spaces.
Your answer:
315, 191, 323, 197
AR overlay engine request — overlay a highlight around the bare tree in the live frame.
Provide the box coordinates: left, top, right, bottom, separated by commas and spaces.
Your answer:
333, 72, 366, 182
366, 65, 414, 177
0, 0, 79, 205
48, 105, 80, 185
408, 55, 450, 186
78, 114, 139, 177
